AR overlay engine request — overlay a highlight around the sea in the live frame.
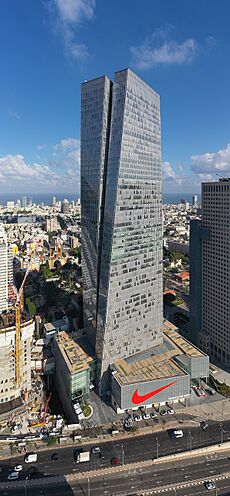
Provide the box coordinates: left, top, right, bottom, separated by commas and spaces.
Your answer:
0, 192, 200, 206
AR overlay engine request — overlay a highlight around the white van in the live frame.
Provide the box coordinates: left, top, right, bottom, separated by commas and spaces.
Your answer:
24, 452, 38, 463
8, 471, 19, 481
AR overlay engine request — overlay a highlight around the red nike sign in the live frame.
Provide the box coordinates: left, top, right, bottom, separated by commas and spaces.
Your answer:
132, 381, 176, 405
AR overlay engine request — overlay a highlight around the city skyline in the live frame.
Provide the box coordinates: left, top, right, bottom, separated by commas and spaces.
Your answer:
1, 1, 230, 194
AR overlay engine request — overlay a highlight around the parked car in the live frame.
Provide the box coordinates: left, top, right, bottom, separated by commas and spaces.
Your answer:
142, 413, 150, 420
160, 410, 168, 416
167, 409, 174, 415
14, 465, 23, 472
199, 388, 207, 397
134, 415, 142, 422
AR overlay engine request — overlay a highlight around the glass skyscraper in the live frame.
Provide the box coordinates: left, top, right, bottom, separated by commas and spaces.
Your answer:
81, 69, 163, 394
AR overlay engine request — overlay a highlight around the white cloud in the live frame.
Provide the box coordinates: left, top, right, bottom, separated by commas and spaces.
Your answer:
55, 0, 95, 23
8, 109, 20, 120
197, 173, 216, 182
0, 136, 81, 193
163, 161, 184, 185
55, 137, 80, 150
49, 0, 95, 59
191, 143, 230, 173
37, 144, 47, 151
0, 154, 60, 185
131, 36, 197, 70
163, 161, 176, 178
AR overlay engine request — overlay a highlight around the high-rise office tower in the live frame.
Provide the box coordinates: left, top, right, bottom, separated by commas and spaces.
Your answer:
22, 196, 27, 209
190, 178, 230, 365
61, 199, 70, 214
81, 69, 163, 393
0, 226, 13, 313
193, 194, 198, 208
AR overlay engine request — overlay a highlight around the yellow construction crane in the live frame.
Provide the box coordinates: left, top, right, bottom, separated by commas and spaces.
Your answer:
49, 247, 54, 269
12, 246, 37, 388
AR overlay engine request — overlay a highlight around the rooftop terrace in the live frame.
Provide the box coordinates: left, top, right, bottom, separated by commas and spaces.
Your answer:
56, 331, 93, 375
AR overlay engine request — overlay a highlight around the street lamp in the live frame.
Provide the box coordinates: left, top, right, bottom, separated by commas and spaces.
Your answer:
188, 430, 193, 451
121, 444, 125, 465
156, 436, 160, 459
88, 476, 90, 496
220, 423, 224, 444
25, 475, 29, 496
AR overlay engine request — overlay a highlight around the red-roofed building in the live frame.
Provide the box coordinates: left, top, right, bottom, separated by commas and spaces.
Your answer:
176, 271, 190, 283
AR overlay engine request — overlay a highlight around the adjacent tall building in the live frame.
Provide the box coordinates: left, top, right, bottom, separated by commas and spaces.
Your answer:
0, 226, 13, 313
81, 69, 163, 394
190, 178, 230, 366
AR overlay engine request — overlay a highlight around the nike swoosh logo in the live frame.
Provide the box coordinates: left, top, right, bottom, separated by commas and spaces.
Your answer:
132, 381, 176, 405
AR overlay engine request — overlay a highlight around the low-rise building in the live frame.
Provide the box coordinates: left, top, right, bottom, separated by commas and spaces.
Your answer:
53, 331, 93, 419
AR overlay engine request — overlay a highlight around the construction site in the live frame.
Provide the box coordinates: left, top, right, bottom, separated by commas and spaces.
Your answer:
0, 221, 83, 434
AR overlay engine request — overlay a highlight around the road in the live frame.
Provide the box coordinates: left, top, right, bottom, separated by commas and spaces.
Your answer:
1, 417, 230, 494
1, 452, 230, 495
1, 417, 230, 479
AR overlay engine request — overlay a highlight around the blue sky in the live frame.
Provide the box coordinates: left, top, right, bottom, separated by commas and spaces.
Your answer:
0, 0, 230, 195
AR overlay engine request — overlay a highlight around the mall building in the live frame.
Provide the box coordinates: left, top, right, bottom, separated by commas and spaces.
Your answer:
111, 321, 209, 413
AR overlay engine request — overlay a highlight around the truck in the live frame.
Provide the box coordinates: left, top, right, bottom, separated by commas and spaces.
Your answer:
75, 451, 90, 463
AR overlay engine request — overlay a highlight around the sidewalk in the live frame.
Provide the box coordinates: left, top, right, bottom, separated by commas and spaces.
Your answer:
182, 397, 230, 421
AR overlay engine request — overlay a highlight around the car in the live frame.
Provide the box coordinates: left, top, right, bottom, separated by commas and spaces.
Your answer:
111, 456, 121, 466
51, 453, 59, 461
200, 420, 208, 430
160, 409, 168, 416
204, 481, 216, 490
14, 465, 23, 472
8, 471, 19, 481
170, 429, 184, 439
134, 415, 142, 422
73, 448, 83, 461
99, 452, 105, 459
143, 413, 151, 420
10, 426, 19, 433
28, 466, 39, 477
199, 388, 207, 397
91, 446, 100, 454
150, 412, 158, 418
167, 409, 175, 415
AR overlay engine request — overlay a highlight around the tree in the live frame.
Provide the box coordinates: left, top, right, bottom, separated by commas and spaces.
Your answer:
48, 436, 57, 446
26, 298, 37, 316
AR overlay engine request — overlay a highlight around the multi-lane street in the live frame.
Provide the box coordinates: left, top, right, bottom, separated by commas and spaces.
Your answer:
1, 452, 230, 495
1, 418, 230, 495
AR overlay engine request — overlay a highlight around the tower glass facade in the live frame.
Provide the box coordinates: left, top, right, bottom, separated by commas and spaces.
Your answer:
81, 69, 163, 393
201, 179, 230, 364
